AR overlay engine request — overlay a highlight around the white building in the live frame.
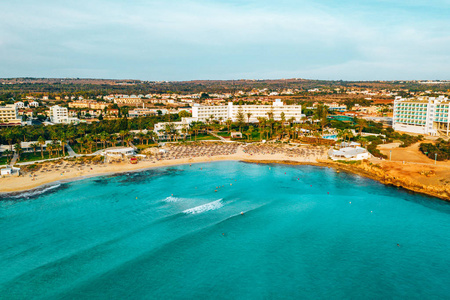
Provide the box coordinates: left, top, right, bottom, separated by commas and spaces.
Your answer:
154, 118, 194, 139
192, 99, 303, 123
0, 104, 21, 125
49, 105, 69, 123
393, 96, 449, 136
102, 147, 136, 158
29, 101, 39, 107
49, 105, 80, 124
14, 101, 26, 109
328, 147, 371, 161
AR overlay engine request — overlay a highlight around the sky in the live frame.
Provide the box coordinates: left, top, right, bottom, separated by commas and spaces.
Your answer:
1, 0, 449, 81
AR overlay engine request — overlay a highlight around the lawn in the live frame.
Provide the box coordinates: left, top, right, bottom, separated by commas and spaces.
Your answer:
193, 134, 220, 141
217, 132, 231, 137
0, 156, 9, 165
135, 142, 158, 150
18, 151, 69, 163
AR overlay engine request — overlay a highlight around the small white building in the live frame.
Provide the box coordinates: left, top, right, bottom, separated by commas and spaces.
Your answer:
328, 147, 371, 161
29, 101, 39, 107
102, 147, 136, 158
1, 167, 20, 176
14, 102, 26, 109
1, 167, 12, 175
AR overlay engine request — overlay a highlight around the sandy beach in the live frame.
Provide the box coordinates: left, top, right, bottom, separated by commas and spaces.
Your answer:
0, 143, 327, 194
1, 142, 449, 201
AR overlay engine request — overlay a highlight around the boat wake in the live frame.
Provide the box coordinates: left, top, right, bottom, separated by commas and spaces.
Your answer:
183, 199, 224, 214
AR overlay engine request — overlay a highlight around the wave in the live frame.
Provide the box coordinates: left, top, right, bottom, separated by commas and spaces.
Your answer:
183, 199, 224, 214
3, 184, 63, 200
162, 196, 184, 203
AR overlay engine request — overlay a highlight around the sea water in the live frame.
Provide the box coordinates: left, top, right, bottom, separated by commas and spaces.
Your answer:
0, 161, 449, 299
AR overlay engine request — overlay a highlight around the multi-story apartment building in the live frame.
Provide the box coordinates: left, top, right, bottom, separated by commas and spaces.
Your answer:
0, 104, 22, 125
192, 99, 303, 123
393, 96, 449, 136
49, 105, 69, 124
113, 96, 143, 105
128, 108, 157, 118
69, 100, 109, 110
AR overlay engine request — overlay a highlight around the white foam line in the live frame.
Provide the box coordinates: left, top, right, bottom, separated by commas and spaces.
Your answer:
183, 199, 224, 214
9, 184, 61, 199
163, 196, 184, 203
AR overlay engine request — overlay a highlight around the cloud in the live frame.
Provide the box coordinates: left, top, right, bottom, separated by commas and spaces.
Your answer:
0, 0, 449, 80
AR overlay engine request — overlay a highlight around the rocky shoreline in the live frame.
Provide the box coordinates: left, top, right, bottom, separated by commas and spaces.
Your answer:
243, 159, 450, 202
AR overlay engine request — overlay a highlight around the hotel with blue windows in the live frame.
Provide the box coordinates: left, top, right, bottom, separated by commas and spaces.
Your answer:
393, 96, 450, 136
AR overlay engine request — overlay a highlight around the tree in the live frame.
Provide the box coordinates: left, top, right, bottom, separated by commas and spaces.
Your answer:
13, 143, 22, 161
38, 136, 45, 159
355, 117, 367, 136
226, 119, 233, 134
30, 142, 39, 154
246, 126, 254, 141
59, 132, 67, 156
236, 106, 245, 133
3, 149, 12, 164
280, 112, 286, 124
119, 130, 127, 146
137, 132, 145, 145
246, 112, 252, 124
257, 117, 266, 141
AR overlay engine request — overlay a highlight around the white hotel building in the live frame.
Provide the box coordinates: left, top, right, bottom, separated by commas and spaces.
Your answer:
393, 96, 450, 136
192, 99, 303, 123
49, 105, 80, 124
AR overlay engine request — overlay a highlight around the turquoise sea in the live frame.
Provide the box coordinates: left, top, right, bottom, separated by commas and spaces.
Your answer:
1, 161, 450, 299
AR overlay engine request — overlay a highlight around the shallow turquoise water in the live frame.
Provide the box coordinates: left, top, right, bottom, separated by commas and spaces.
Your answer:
1, 161, 450, 299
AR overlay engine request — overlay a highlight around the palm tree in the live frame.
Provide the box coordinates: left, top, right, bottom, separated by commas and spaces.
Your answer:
182, 124, 189, 140
125, 134, 135, 147
137, 132, 145, 145
5, 129, 15, 151
257, 117, 266, 141
14, 143, 22, 161
47, 143, 53, 158
355, 117, 367, 136
86, 135, 95, 153
226, 119, 233, 134
52, 141, 61, 157
246, 126, 254, 142
100, 131, 109, 149
76, 137, 85, 153
59, 132, 67, 156
280, 112, 286, 125
30, 142, 39, 154
119, 130, 127, 146
38, 136, 46, 159
3, 149, 12, 164
246, 112, 252, 125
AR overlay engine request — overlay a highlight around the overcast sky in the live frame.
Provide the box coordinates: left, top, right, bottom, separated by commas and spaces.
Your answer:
1, 0, 449, 81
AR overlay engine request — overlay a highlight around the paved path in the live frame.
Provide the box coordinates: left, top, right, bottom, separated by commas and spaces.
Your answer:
66, 143, 78, 157
208, 131, 231, 142
10, 152, 19, 165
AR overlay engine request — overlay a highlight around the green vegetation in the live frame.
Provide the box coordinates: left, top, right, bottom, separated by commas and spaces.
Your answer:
419, 139, 450, 161
192, 134, 220, 141
20, 151, 68, 162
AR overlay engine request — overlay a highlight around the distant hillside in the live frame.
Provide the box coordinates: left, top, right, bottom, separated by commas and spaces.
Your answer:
1, 77, 449, 95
